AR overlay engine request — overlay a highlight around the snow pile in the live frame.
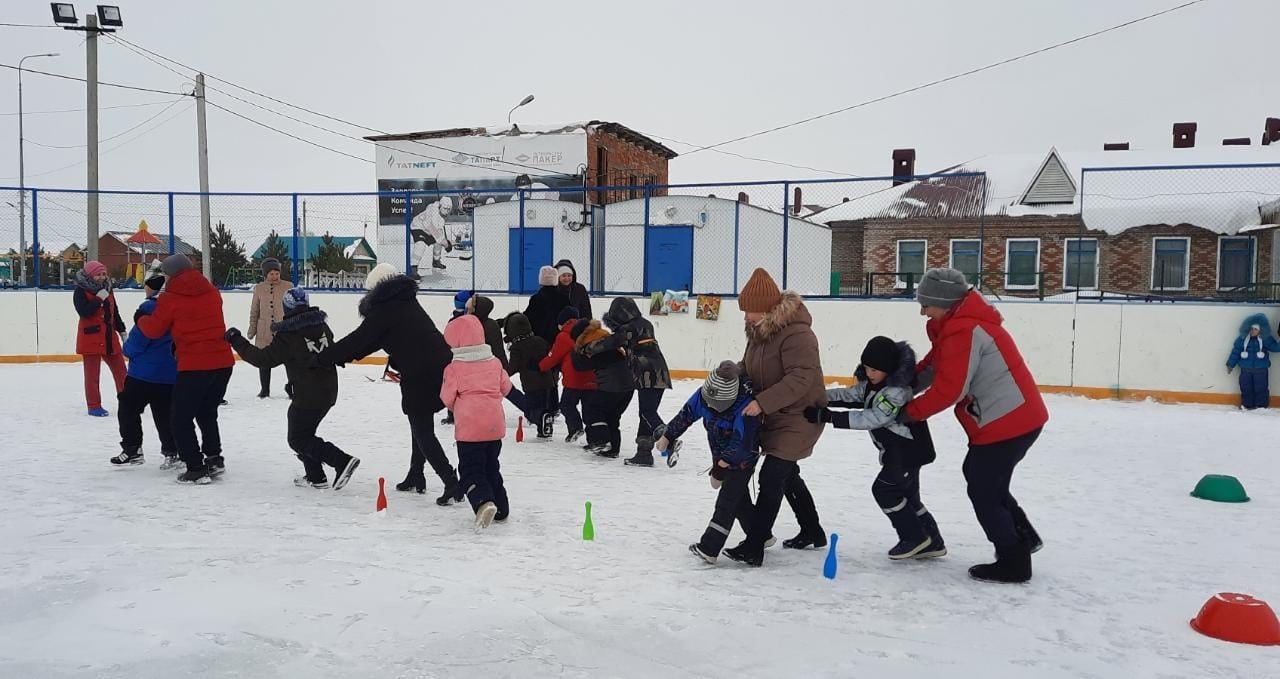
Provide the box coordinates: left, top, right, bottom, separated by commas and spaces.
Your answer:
0, 365, 1277, 678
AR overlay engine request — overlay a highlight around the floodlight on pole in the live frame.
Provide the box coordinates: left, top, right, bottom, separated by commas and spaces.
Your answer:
17, 52, 60, 286
50, 3, 78, 24
96, 5, 123, 27
508, 94, 535, 124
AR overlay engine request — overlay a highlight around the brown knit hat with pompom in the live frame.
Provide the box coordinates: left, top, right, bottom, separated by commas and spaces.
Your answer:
737, 268, 782, 313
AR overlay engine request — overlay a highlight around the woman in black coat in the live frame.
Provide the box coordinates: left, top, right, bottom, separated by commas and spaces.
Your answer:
524, 265, 570, 345
603, 297, 672, 467
316, 265, 462, 505
554, 259, 592, 320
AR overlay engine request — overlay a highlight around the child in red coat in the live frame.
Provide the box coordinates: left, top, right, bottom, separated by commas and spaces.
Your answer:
539, 307, 595, 443
441, 315, 517, 530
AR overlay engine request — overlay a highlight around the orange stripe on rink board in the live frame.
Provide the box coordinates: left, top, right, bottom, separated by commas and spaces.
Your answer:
0, 357, 1262, 407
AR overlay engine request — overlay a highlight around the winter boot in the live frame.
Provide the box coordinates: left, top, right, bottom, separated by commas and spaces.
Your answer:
565, 428, 584, 444
916, 510, 947, 558
436, 480, 462, 506
624, 436, 656, 467
257, 388, 269, 399
888, 536, 934, 560
176, 467, 212, 485
969, 542, 1033, 584
158, 453, 183, 471
723, 541, 764, 567
885, 504, 930, 560
441, 412, 455, 426
395, 472, 426, 494
332, 457, 361, 491
432, 258, 447, 270
409, 265, 421, 281
285, 383, 294, 400
475, 502, 498, 531
594, 445, 620, 459
110, 448, 144, 466
1011, 506, 1043, 554
294, 476, 329, 489
689, 544, 718, 564
538, 412, 555, 440
88, 407, 110, 417
205, 455, 226, 478
783, 531, 828, 550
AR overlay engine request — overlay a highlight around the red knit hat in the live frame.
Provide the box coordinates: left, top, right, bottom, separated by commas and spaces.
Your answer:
737, 268, 782, 313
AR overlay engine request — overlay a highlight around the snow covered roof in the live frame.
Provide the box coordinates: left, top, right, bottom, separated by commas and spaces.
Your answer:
364, 121, 678, 159
810, 146, 1280, 236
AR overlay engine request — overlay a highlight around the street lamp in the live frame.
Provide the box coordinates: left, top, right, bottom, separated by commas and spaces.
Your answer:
508, 94, 535, 124
17, 52, 60, 286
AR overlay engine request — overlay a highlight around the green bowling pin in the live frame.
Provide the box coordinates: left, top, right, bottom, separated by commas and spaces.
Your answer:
583, 501, 595, 541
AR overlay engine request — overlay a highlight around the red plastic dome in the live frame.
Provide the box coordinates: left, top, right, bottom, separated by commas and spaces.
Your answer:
1190, 593, 1280, 646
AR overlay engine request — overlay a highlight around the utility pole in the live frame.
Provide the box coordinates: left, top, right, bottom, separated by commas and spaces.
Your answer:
302, 200, 308, 286
195, 73, 212, 280
86, 14, 99, 261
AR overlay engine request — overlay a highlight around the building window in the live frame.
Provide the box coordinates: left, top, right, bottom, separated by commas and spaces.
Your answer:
1151, 237, 1190, 291
949, 239, 981, 284
1063, 238, 1099, 290
1005, 239, 1040, 289
595, 147, 608, 203
1218, 236, 1255, 290
629, 175, 639, 200
896, 240, 927, 288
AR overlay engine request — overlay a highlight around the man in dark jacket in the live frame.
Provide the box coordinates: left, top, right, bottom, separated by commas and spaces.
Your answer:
503, 312, 555, 439
575, 319, 635, 458
227, 288, 360, 491
138, 254, 235, 485
469, 294, 509, 372
602, 297, 673, 467
554, 259, 592, 321
316, 263, 461, 506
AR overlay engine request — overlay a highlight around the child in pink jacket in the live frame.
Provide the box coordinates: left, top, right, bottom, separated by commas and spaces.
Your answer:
441, 315, 516, 530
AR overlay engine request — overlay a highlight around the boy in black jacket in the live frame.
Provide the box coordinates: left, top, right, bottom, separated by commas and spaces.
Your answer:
502, 312, 554, 440
226, 288, 360, 490
806, 336, 945, 560
469, 295, 510, 372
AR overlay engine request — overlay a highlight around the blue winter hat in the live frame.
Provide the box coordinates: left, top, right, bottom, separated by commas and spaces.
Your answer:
557, 306, 581, 326
283, 287, 310, 311
454, 289, 474, 310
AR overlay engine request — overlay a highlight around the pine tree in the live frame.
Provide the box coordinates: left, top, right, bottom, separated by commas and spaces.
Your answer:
258, 229, 292, 279
210, 221, 248, 286
312, 232, 354, 273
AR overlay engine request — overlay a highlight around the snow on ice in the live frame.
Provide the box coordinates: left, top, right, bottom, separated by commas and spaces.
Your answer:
0, 364, 1277, 678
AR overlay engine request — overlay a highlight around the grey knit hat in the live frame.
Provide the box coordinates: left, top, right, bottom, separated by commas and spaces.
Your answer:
916, 268, 969, 308
261, 258, 282, 275
160, 254, 193, 278
702, 361, 741, 412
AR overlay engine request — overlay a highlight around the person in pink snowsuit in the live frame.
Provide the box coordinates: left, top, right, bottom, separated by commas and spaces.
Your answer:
441, 315, 516, 529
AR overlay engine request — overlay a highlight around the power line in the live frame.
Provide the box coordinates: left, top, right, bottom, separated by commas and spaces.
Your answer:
25, 97, 190, 149
0, 99, 182, 117
679, 0, 1212, 158
0, 22, 63, 29
643, 131, 861, 177
203, 99, 372, 165
0, 62, 192, 97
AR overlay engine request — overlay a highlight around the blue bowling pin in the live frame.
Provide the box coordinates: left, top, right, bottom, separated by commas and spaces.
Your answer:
823, 533, 839, 579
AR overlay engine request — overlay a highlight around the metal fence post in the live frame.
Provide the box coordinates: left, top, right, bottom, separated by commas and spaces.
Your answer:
470, 208, 477, 293
290, 194, 300, 286
733, 198, 741, 294
781, 182, 791, 289
642, 184, 651, 295
519, 189, 526, 293
166, 192, 175, 258
402, 191, 412, 277
31, 189, 40, 287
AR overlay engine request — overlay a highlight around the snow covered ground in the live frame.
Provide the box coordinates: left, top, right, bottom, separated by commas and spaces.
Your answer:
1, 363, 1277, 679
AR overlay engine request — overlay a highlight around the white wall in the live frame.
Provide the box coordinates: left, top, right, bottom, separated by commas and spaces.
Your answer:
6, 289, 1275, 399
470, 200, 592, 292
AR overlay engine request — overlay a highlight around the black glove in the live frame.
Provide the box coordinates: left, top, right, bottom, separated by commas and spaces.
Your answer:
804, 406, 831, 424
224, 327, 242, 343
896, 407, 916, 425
709, 464, 729, 481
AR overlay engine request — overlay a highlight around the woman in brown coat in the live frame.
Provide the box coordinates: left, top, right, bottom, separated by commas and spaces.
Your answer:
724, 268, 828, 567
248, 258, 293, 398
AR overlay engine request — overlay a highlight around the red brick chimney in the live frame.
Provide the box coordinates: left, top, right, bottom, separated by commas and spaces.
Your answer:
1103, 142, 1130, 151
1223, 137, 1251, 146
737, 192, 750, 204
892, 149, 916, 186
1264, 118, 1280, 146
1173, 122, 1197, 149
792, 186, 802, 216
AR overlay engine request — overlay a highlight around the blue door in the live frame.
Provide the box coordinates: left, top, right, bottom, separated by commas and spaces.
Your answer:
645, 225, 694, 293
508, 227, 553, 293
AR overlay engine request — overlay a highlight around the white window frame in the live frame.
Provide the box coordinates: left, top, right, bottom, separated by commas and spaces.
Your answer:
895, 239, 927, 289
1216, 235, 1256, 291
1062, 237, 1099, 291
1150, 236, 1191, 292
1004, 238, 1041, 290
949, 238, 982, 279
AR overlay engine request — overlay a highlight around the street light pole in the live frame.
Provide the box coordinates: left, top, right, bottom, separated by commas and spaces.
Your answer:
86, 13, 100, 261
508, 94, 535, 125
17, 53, 59, 285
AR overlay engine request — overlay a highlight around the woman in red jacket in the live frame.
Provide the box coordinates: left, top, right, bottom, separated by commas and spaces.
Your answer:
138, 255, 235, 485
905, 268, 1049, 584
73, 260, 127, 417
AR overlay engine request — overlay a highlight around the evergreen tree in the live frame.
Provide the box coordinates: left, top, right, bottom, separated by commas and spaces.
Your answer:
257, 229, 292, 279
312, 232, 354, 273
210, 221, 248, 286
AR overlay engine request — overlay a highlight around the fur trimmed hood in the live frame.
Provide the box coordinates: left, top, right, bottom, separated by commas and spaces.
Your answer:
1240, 312, 1274, 339
574, 319, 610, 349
745, 291, 811, 344
854, 340, 918, 389
358, 275, 417, 317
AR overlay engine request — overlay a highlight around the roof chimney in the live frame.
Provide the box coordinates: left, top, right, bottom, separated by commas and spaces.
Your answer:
892, 149, 916, 186
792, 186, 802, 215
1223, 137, 1251, 146
1103, 142, 1130, 151
1173, 122, 1197, 149
1264, 117, 1280, 146
737, 192, 750, 205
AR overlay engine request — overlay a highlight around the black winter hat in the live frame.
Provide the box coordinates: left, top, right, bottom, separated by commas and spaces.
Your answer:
557, 306, 581, 327
860, 336, 900, 374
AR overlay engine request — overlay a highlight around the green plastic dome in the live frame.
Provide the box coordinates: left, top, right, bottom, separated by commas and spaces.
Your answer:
1190, 475, 1250, 503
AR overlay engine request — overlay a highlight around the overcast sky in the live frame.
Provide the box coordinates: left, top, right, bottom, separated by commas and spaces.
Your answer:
0, 0, 1273, 197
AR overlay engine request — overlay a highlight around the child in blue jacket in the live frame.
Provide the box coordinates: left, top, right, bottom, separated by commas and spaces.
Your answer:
657, 361, 774, 564
111, 273, 179, 468
1226, 313, 1280, 410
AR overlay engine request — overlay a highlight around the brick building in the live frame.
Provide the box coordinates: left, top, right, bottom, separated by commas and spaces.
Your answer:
96, 231, 201, 280
815, 137, 1280, 298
